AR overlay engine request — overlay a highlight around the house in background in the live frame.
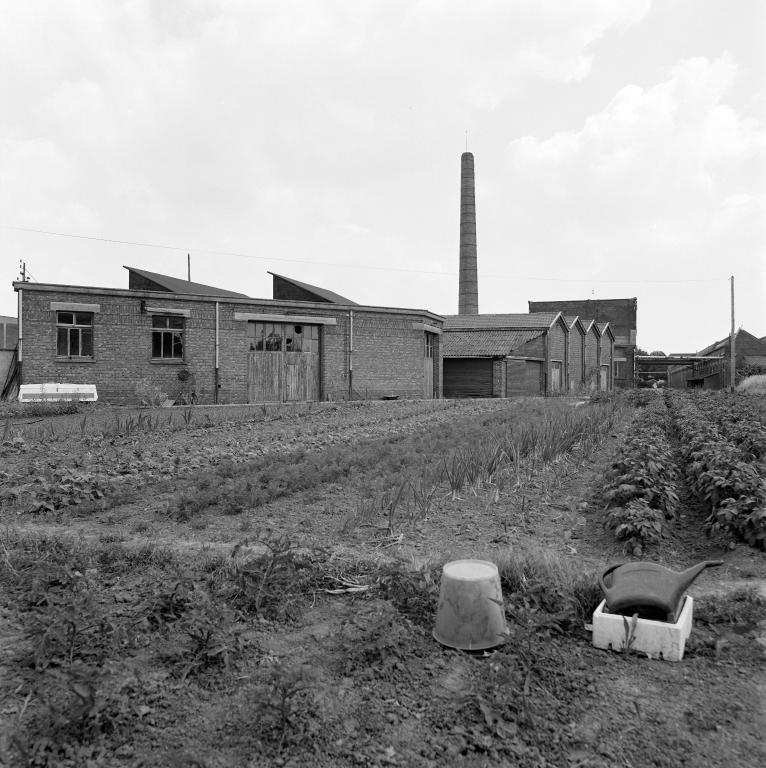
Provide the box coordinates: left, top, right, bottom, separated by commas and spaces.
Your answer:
529, 298, 636, 387
676, 329, 766, 389
12, 267, 443, 404
0, 315, 19, 398
441, 313, 569, 397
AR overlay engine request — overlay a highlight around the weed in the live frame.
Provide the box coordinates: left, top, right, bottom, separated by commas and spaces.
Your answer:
246, 661, 320, 751
221, 533, 330, 621
621, 613, 639, 654
496, 546, 601, 629
165, 590, 247, 681
11, 662, 140, 765
693, 587, 766, 626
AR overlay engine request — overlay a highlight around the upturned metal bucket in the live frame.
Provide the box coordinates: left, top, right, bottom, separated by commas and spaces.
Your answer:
433, 559, 508, 651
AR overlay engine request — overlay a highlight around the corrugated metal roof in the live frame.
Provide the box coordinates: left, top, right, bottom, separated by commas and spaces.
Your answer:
442, 329, 545, 357
124, 266, 250, 298
444, 312, 559, 330
268, 272, 358, 305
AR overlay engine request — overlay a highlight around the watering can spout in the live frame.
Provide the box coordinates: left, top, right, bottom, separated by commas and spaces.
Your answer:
676, 560, 724, 592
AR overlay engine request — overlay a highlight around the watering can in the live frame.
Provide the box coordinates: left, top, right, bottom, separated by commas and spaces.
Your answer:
599, 560, 723, 622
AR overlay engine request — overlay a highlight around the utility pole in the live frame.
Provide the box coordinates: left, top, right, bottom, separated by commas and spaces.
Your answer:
187, 253, 191, 282
729, 275, 735, 393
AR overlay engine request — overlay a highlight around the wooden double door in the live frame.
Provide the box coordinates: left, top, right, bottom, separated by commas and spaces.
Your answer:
247, 321, 320, 402
248, 351, 320, 402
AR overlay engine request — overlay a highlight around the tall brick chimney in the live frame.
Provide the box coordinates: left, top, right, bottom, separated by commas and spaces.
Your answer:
458, 151, 479, 314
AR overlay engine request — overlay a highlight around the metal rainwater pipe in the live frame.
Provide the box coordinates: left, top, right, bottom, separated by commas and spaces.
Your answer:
214, 301, 219, 403
17, 287, 23, 387
348, 310, 353, 401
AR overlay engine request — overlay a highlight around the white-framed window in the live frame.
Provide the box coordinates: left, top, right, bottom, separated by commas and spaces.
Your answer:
56, 311, 94, 358
152, 315, 184, 359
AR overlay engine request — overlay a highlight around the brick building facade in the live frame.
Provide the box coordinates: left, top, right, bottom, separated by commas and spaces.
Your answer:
583, 321, 601, 392
564, 317, 586, 392
442, 313, 570, 397
13, 275, 443, 404
529, 298, 636, 387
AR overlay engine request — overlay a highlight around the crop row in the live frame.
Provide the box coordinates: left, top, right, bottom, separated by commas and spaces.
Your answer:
665, 392, 766, 549
689, 392, 766, 461
175, 400, 621, 525
600, 397, 680, 554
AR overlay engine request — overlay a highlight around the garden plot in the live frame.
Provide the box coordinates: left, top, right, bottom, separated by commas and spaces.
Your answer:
1, 394, 765, 768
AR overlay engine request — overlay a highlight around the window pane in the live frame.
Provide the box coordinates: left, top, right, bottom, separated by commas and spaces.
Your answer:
75, 312, 92, 326
58, 312, 74, 325
152, 316, 168, 330
69, 328, 80, 356
152, 331, 162, 358
265, 324, 282, 351
172, 333, 183, 358
57, 327, 68, 355
81, 328, 93, 357
169, 316, 184, 329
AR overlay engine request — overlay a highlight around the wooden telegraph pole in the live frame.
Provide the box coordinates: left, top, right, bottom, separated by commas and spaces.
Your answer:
729, 275, 735, 393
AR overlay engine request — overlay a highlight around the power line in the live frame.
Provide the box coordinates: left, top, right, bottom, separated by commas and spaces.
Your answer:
1, 223, 727, 285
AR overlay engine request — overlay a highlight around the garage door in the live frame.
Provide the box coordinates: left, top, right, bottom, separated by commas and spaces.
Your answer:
506, 360, 543, 396
443, 358, 493, 398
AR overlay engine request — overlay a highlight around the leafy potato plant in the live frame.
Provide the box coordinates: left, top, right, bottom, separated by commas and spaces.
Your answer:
600, 401, 680, 552
666, 393, 766, 549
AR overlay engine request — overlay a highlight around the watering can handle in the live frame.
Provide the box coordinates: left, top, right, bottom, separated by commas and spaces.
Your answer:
599, 563, 622, 595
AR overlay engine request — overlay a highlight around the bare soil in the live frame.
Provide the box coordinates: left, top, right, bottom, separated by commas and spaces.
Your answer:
1, 397, 764, 768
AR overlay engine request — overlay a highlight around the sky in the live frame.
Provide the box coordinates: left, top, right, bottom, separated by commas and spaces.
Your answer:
1, 0, 764, 353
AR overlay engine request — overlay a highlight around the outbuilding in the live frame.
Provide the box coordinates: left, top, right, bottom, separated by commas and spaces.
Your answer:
442, 313, 569, 397
12, 268, 443, 404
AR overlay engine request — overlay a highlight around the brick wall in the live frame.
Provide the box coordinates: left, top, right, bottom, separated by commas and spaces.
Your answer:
584, 326, 599, 391
492, 359, 506, 397
529, 298, 636, 344
569, 329, 584, 391
18, 286, 442, 404
20, 289, 219, 404
548, 321, 567, 393
600, 335, 614, 390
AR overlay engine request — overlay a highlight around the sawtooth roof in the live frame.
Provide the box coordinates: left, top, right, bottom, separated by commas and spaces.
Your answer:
597, 322, 614, 339
442, 329, 545, 358
444, 312, 561, 331
269, 272, 358, 305
125, 266, 249, 298
564, 315, 586, 333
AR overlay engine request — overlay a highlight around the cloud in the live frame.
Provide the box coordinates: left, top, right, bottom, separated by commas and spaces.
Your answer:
505, 53, 765, 271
